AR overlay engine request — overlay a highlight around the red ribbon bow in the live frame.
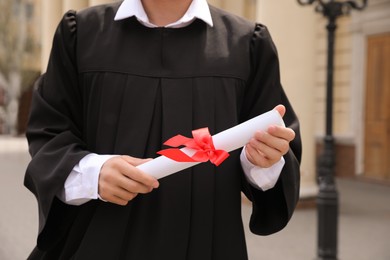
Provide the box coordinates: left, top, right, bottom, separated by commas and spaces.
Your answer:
157, 128, 229, 166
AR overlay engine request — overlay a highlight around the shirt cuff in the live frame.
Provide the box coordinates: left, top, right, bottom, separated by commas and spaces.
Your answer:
240, 146, 285, 191
59, 153, 117, 206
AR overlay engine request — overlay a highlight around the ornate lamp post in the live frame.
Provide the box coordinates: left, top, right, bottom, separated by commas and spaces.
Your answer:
296, 1, 367, 259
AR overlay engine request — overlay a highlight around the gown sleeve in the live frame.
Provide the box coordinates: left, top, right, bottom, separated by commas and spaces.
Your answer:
24, 11, 90, 249
239, 23, 302, 235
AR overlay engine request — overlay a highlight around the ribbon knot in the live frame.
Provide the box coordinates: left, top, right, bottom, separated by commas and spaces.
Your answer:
157, 128, 229, 166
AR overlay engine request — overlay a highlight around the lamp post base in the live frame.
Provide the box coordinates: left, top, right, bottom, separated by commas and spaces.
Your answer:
317, 136, 339, 260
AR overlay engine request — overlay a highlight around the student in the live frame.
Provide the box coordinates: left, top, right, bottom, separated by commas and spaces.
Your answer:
25, 0, 301, 259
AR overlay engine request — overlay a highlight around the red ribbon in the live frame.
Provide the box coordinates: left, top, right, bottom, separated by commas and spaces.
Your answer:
157, 128, 229, 166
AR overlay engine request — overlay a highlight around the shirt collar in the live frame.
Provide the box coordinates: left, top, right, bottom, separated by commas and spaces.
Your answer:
114, 0, 213, 28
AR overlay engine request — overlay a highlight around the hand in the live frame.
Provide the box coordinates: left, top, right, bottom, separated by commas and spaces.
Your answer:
98, 155, 159, 206
245, 105, 295, 168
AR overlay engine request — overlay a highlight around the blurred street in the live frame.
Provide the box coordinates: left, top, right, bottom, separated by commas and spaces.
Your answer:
1, 136, 389, 260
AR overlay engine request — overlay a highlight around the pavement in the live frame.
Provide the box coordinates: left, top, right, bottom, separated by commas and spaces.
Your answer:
1, 136, 389, 260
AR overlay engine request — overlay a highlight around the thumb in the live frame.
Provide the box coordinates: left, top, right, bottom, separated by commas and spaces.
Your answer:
274, 105, 286, 118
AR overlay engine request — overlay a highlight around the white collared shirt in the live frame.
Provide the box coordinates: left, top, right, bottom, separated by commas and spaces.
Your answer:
114, 0, 213, 28
59, 0, 284, 205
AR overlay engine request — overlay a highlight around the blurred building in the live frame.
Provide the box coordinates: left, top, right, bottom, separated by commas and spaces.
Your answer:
259, 1, 390, 188
0, 0, 41, 135
29, 0, 390, 196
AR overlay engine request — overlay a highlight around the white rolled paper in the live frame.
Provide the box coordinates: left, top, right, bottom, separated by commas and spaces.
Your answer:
137, 109, 284, 179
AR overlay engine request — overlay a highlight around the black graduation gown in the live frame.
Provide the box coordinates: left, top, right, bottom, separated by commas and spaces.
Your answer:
24, 3, 301, 260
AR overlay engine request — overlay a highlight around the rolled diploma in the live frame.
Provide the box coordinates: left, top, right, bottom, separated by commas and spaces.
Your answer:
137, 109, 284, 179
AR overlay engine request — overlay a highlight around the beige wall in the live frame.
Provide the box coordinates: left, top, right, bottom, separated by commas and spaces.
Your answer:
257, 0, 317, 197
208, 0, 256, 21
62, 0, 89, 12
41, 0, 65, 72
314, 16, 353, 138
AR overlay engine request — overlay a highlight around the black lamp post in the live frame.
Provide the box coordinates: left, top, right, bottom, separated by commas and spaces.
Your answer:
296, 1, 368, 259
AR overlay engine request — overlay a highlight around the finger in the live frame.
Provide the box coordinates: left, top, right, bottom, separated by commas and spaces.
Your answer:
253, 131, 291, 155
109, 196, 129, 206
98, 186, 130, 206
99, 181, 139, 203
123, 168, 160, 189
273, 105, 286, 117
111, 186, 139, 201
248, 138, 282, 161
267, 125, 296, 142
116, 158, 159, 189
246, 144, 274, 168
108, 194, 131, 206
116, 175, 154, 194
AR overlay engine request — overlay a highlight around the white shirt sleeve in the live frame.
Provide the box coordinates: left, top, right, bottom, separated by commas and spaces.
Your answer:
57, 153, 117, 206
58, 146, 283, 206
240, 146, 285, 191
